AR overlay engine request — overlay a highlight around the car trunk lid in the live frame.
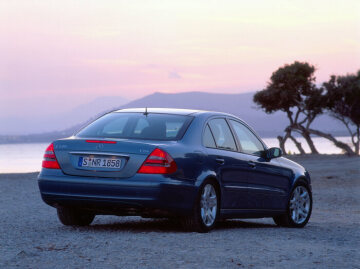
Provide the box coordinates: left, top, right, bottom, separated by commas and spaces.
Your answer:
53, 138, 159, 178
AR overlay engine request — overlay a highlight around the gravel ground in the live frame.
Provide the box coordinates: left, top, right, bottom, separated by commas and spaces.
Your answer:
0, 155, 359, 268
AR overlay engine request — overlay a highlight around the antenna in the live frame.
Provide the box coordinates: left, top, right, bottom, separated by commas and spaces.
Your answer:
143, 107, 149, 116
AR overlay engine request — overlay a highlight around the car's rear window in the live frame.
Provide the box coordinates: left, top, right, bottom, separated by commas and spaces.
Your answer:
76, 112, 193, 141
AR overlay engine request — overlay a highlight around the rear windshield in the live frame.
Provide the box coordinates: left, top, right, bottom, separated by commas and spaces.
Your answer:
76, 112, 193, 141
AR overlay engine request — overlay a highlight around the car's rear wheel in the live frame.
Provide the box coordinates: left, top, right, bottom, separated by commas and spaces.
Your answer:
183, 180, 219, 233
273, 183, 312, 228
57, 207, 95, 226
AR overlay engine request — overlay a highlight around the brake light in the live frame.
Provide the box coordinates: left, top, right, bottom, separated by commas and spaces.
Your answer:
86, 140, 117, 144
42, 143, 60, 169
138, 148, 177, 174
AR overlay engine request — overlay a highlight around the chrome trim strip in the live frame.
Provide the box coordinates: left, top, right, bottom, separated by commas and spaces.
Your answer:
220, 209, 284, 213
69, 151, 129, 157
224, 185, 248, 190
224, 185, 286, 194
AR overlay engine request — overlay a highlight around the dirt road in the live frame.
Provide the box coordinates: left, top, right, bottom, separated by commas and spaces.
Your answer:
0, 155, 359, 268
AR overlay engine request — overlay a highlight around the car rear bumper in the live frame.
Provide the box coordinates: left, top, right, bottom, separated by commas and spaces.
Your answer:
38, 169, 198, 216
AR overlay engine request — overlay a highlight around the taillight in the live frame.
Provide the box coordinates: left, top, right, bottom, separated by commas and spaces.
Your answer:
42, 143, 60, 169
137, 148, 177, 174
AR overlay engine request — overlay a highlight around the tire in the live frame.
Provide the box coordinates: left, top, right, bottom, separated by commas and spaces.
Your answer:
57, 207, 95, 226
273, 182, 312, 228
183, 180, 220, 233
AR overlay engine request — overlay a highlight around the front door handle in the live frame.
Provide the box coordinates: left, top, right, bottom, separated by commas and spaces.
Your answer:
216, 158, 225, 165
248, 161, 256, 168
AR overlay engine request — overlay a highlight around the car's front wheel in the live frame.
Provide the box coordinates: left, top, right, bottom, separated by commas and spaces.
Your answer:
273, 183, 312, 228
183, 180, 219, 233
57, 207, 95, 226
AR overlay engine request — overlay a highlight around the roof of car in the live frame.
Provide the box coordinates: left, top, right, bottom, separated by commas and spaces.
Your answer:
115, 108, 205, 115
114, 108, 240, 120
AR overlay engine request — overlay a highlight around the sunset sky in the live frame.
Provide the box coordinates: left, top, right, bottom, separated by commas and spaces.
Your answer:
1, 0, 359, 118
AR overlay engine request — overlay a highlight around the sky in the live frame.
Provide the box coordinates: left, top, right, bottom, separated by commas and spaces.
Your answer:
0, 0, 359, 118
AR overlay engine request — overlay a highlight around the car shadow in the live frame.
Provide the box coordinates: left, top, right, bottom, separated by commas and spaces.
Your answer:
216, 219, 277, 230
82, 218, 185, 233
68, 217, 277, 233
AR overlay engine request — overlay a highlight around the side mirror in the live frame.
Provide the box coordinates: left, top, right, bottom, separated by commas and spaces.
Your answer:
266, 147, 282, 160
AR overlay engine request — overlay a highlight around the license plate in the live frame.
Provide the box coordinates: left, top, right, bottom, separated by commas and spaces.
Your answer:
78, 157, 121, 169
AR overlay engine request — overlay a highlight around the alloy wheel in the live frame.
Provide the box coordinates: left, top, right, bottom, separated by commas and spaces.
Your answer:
289, 186, 311, 224
200, 184, 218, 227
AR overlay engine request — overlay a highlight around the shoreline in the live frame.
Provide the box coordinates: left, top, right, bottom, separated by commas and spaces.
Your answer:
0, 172, 40, 178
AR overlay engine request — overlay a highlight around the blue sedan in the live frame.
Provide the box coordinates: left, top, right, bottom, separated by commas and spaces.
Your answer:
38, 108, 312, 232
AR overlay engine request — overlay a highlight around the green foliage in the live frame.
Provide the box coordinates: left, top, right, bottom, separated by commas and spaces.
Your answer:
253, 61, 323, 116
253, 60, 359, 155
323, 71, 360, 125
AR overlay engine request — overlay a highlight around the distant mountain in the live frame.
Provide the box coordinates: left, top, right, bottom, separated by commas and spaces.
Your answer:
116, 91, 345, 137
0, 96, 128, 135
68, 96, 128, 121
0, 91, 347, 143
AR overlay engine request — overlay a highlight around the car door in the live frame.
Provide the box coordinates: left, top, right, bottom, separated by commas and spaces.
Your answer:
228, 119, 292, 210
203, 118, 250, 209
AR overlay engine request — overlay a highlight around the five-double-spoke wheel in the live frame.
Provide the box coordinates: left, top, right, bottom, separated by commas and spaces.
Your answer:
200, 184, 218, 227
289, 185, 311, 224
274, 183, 312, 228
183, 180, 219, 232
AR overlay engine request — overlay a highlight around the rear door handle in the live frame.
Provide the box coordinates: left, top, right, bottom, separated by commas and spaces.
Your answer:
216, 158, 225, 165
248, 161, 256, 168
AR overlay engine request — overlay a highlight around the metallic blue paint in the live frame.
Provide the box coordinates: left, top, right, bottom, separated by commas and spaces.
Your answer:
38, 109, 311, 219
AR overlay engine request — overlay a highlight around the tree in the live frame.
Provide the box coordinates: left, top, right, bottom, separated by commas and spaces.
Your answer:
322, 72, 360, 155
254, 61, 322, 154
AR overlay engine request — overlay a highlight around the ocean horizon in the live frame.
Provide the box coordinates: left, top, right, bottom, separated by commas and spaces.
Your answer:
0, 136, 353, 173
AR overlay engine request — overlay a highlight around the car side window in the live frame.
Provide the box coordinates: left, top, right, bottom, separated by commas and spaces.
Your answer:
203, 124, 216, 148
229, 120, 264, 156
208, 118, 237, 151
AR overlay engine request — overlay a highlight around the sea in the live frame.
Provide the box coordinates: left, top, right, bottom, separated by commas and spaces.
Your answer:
0, 136, 353, 173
